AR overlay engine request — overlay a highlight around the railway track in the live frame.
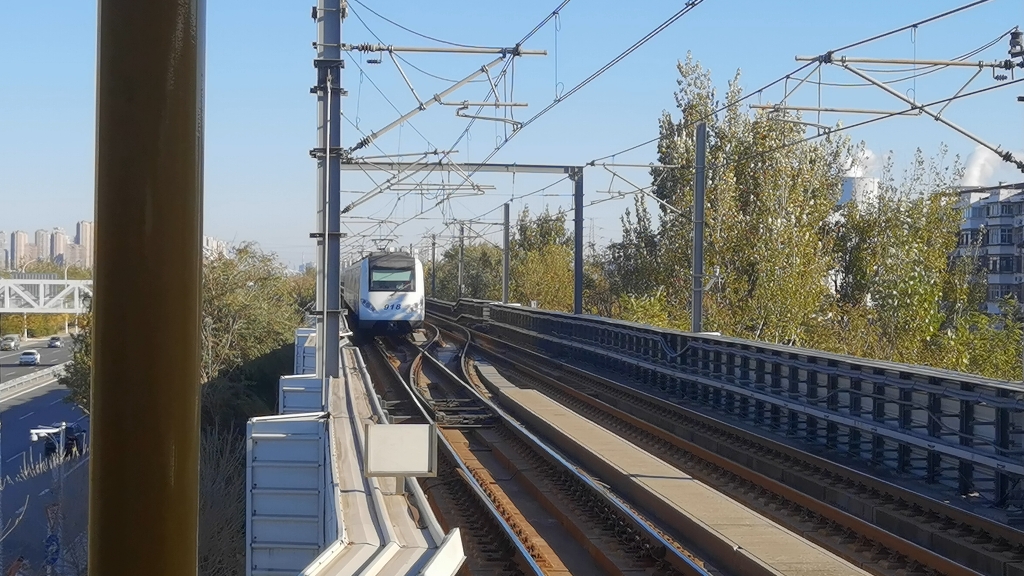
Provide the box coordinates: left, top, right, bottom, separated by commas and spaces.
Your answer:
358, 334, 538, 576
362, 330, 713, 576
429, 312, 1024, 576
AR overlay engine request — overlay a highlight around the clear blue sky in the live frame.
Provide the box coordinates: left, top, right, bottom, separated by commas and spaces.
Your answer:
1, 0, 1021, 267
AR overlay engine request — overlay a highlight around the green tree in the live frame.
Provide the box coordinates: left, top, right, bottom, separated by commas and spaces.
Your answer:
830, 147, 968, 363
22, 260, 93, 279
511, 206, 571, 258
614, 53, 848, 343
290, 265, 317, 318
507, 206, 576, 310
60, 241, 302, 411
201, 242, 300, 383
608, 194, 662, 298
58, 306, 92, 412
584, 247, 617, 317
512, 244, 574, 312
430, 243, 502, 302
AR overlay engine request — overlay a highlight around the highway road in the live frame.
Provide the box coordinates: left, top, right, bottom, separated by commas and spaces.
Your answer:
0, 339, 73, 385
0, 339, 87, 571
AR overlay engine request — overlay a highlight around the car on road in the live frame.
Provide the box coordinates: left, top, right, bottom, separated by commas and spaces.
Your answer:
18, 350, 40, 366
48, 336, 64, 348
0, 334, 20, 351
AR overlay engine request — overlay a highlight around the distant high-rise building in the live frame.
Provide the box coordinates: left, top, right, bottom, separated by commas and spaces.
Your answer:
202, 236, 229, 258
0, 231, 7, 269
64, 244, 85, 268
957, 185, 1024, 314
11, 231, 29, 269
51, 228, 68, 265
76, 221, 94, 268
34, 229, 51, 261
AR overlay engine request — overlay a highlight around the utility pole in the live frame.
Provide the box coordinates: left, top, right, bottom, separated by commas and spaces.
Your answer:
503, 203, 510, 304
691, 122, 707, 333
457, 224, 465, 301
573, 168, 584, 315
430, 234, 436, 298
314, 0, 344, 383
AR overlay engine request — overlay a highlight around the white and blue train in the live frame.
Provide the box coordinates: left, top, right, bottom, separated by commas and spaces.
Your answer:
341, 251, 425, 334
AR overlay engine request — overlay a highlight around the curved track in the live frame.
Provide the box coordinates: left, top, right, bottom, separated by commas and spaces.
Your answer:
429, 310, 1024, 576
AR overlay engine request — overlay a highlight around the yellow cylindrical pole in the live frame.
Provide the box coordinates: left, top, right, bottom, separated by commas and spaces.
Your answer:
90, 1, 205, 574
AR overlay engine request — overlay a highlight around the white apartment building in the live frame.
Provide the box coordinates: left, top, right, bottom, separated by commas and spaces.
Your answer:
958, 184, 1024, 314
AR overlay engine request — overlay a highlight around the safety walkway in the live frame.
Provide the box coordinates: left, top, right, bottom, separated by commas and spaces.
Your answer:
246, 329, 464, 576
477, 360, 875, 576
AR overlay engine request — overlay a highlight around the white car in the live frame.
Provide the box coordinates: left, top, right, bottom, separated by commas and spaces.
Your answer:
18, 350, 40, 366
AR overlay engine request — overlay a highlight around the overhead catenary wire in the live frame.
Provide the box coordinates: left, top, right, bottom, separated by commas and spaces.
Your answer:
433, 0, 1006, 246
421, 0, 708, 231
347, 55, 434, 148
587, 0, 998, 164
357, 0, 578, 240
348, 5, 488, 84
707, 76, 1024, 176
805, 27, 1016, 88
440, 0, 574, 173
349, 0, 503, 50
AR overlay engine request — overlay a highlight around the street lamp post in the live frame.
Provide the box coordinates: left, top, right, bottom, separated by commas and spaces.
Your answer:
30, 423, 68, 576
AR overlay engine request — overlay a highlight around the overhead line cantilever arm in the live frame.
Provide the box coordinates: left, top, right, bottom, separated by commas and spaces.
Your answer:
389, 51, 424, 107
341, 152, 432, 213
840, 63, 1024, 173
349, 56, 506, 153
343, 43, 547, 55
797, 55, 1020, 69
750, 104, 921, 116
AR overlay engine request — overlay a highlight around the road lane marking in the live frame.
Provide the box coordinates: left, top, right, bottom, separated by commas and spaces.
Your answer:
48, 398, 63, 406
6, 451, 23, 463
18, 411, 35, 420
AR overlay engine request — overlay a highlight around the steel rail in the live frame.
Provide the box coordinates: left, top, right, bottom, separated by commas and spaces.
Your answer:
362, 337, 544, 575
416, 323, 714, 576
430, 310, 1024, 576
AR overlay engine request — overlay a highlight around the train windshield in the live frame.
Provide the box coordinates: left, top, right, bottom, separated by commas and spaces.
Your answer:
369, 267, 415, 292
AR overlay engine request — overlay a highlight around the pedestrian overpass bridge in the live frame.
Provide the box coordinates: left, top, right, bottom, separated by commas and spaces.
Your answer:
0, 279, 93, 314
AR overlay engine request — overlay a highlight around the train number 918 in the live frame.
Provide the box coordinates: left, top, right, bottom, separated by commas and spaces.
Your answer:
382, 303, 404, 311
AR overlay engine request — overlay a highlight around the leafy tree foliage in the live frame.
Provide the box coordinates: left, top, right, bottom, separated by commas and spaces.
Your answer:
600, 52, 1021, 380
58, 306, 92, 412
512, 244, 574, 312
201, 242, 301, 383
509, 206, 575, 311
289, 265, 317, 318
609, 195, 664, 299
610, 53, 847, 342
427, 242, 503, 302
59, 242, 303, 412
512, 206, 572, 256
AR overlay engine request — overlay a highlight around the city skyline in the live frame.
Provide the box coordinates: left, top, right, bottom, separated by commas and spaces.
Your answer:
0, 221, 94, 271
0, 221, 232, 270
